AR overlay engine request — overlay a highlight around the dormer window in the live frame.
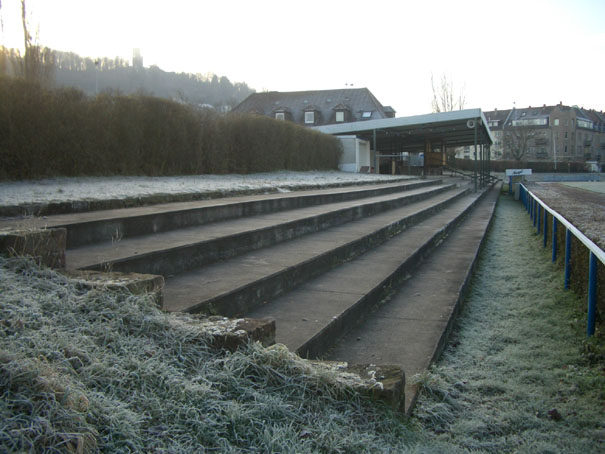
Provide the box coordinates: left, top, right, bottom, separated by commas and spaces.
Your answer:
332, 103, 351, 124
303, 105, 320, 125
362, 111, 372, 119
272, 106, 291, 122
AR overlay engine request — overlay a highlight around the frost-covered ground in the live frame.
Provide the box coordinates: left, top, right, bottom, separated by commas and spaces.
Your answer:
561, 181, 605, 194
414, 196, 605, 452
0, 171, 407, 207
528, 182, 605, 250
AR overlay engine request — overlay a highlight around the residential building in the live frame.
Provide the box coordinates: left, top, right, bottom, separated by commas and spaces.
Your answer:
456, 103, 605, 163
231, 88, 395, 127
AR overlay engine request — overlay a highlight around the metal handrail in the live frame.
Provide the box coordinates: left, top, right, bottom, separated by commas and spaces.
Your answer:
445, 166, 501, 185
519, 183, 603, 337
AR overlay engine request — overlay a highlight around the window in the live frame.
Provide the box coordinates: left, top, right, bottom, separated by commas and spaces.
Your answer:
564, 145, 568, 153
511, 118, 547, 126
275, 112, 285, 121
305, 111, 315, 124
577, 119, 593, 129
335, 111, 345, 122
554, 118, 559, 126
564, 132, 568, 139
362, 111, 372, 119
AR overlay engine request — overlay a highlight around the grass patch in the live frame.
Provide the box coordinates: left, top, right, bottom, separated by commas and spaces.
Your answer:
413, 196, 605, 452
0, 256, 422, 453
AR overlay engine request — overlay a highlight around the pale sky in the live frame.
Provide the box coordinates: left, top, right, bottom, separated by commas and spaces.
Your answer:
1, 0, 604, 116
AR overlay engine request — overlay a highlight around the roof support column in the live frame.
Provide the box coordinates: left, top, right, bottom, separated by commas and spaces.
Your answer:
373, 129, 378, 174
424, 139, 431, 177
441, 140, 446, 175
480, 144, 485, 188
473, 120, 478, 192
487, 145, 492, 183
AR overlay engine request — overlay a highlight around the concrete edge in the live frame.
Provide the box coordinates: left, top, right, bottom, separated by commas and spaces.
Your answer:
59, 268, 166, 307
295, 187, 484, 359
80, 184, 458, 276
59, 179, 443, 248
0, 177, 414, 218
404, 182, 502, 416
183, 187, 468, 317
0, 227, 66, 268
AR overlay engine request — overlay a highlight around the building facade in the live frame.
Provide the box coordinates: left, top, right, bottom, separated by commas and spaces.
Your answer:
456, 103, 605, 163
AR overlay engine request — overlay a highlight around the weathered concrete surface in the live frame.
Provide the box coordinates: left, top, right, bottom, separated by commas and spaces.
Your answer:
264, 343, 405, 410
0, 228, 66, 268
0, 178, 415, 218
245, 188, 484, 359
325, 183, 501, 414
65, 183, 457, 276
164, 187, 467, 316
165, 315, 276, 351
345, 364, 406, 411
60, 269, 165, 306
0, 180, 434, 247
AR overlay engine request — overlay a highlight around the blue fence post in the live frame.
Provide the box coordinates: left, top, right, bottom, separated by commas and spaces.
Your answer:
533, 201, 538, 227
587, 252, 597, 337
509, 176, 513, 196
537, 204, 541, 233
552, 217, 558, 262
524, 189, 527, 211
543, 209, 548, 247
564, 229, 572, 290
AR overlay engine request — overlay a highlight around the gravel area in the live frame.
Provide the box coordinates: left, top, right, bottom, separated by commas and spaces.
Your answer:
528, 182, 605, 250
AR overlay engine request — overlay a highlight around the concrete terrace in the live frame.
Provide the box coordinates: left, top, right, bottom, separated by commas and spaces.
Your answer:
0, 175, 500, 413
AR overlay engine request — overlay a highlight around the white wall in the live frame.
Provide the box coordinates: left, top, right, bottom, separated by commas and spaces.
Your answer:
337, 136, 371, 172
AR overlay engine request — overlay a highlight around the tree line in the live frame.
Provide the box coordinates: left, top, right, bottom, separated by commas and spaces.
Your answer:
0, 46, 255, 110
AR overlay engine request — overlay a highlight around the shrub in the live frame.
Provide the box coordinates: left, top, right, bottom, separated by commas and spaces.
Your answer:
0, 77, 342, 179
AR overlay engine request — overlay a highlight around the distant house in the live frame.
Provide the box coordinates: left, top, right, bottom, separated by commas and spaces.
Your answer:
231, 88, 396, 127
459, 103, 605, 162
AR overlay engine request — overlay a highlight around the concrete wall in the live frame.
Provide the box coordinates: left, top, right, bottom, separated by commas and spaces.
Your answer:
337, 136, 370, 172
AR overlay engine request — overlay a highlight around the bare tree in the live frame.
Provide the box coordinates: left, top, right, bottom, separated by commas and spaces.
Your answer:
503, 125, 534, 161
20, 0, 54, 85
431, 73, 466, 113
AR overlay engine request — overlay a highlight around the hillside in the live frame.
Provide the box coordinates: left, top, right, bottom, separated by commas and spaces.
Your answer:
1, 47, 255, 109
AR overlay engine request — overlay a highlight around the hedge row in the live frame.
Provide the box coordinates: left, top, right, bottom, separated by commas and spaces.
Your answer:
0, 77, 342, 179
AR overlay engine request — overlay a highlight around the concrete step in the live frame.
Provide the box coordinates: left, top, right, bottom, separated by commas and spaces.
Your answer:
244, 187, 491, 360
0, 179, 440, 248
324, 183, 500, 414
162, 186, 469, 315
66, 183, 459, 276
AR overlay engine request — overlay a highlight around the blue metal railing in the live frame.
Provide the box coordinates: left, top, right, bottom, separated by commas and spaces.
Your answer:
519, 183, 604, 337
